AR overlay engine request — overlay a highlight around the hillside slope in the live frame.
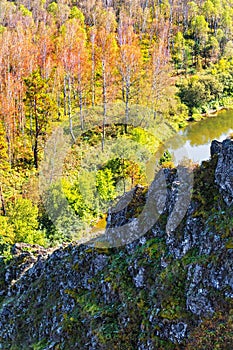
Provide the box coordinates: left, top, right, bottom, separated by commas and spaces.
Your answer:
0, 139, 233, 350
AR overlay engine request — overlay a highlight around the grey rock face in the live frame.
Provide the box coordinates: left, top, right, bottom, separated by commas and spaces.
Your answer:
214, 138, 233, 205
211, 139, 222, 157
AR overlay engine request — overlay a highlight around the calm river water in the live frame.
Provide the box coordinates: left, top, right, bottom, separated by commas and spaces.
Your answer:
146, 110, 233, 181
172, 109, 233, 164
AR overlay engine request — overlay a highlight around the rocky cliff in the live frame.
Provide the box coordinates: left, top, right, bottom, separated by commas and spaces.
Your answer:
0, 139, 233, 350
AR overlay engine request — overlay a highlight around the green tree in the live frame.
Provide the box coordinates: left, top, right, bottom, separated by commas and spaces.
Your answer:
24, 70, 55, 169
96, 168, 116, 202
7, 197, 45, 245
172, 32, 186, 72
103, 157, 144, 192
178, 74, 223, 112
202, 0, 216, 25
69, 6, 85, 25
159, 150, 172, 165
203, 36, 220, 64
19, 4, 32, 17
201, 75, 223, 102
0, 215, 14, 244
0, 121, 10, 217
178, 76, 207, 112
190, 15, 209, 65
0, 121, 9, 172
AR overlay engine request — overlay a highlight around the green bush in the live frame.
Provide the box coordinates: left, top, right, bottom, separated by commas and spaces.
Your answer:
7, 197, 46, 246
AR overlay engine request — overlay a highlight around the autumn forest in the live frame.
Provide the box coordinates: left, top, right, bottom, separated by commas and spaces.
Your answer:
1, 0, 233, 254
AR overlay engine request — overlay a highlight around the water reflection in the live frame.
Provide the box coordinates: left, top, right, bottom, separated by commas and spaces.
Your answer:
146, 110, 232, 182
169, 110, 233, 164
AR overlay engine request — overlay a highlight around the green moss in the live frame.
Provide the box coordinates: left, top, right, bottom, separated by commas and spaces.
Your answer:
225, 238, 233, 249
192, 156, 220, 218
186, 305, 233, 349
208, 207, 233, 238
32, 339, 48, 350
72, 262, 79, 271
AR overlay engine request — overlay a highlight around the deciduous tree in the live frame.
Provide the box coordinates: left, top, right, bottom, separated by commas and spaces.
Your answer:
117, 14, 142, 132
24, 70, 54, 169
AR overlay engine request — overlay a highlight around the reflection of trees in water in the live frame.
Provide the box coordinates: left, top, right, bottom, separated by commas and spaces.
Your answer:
146, 111, 232, 181
184, 111, 233, 147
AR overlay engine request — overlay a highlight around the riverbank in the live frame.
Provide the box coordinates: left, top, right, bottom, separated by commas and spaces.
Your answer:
202, 105, 229, 117
175, 108, 233, 164
187, 105, 232, 122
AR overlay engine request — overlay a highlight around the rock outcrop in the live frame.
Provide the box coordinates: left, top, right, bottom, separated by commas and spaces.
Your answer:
0, 139, 232, 349
215, 138, 233, 206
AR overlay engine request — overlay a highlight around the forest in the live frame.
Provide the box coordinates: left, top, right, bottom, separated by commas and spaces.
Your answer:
1, 0, 233, 256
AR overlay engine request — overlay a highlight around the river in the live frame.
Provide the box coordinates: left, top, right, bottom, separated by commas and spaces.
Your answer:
146, 109, 233, 181
162, 110, 233, 164
172, 109, 233, 164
